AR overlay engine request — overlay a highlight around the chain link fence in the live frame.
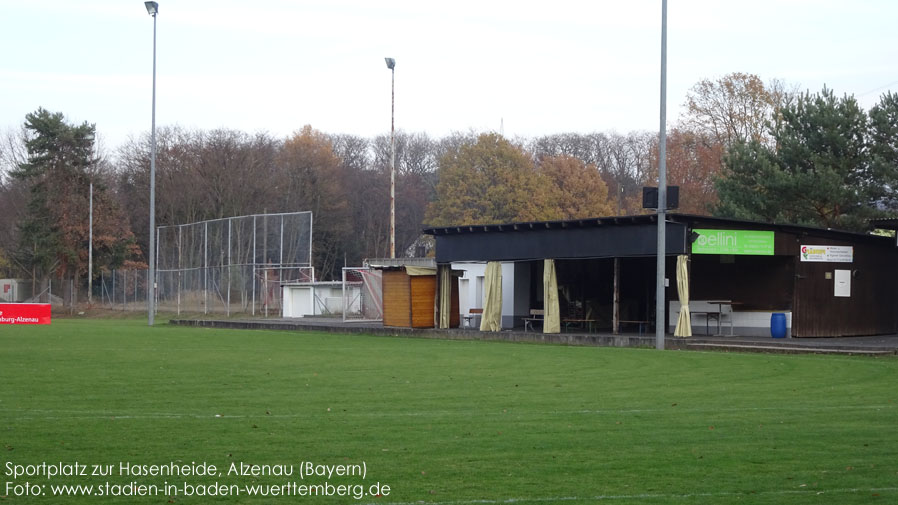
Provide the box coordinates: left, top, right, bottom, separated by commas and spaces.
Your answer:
155, 212, 313, 316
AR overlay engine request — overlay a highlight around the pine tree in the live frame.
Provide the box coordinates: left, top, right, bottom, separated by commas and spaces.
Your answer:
715, 88, 877, 230
12, 108, 140, 300
869, 92, 898, 210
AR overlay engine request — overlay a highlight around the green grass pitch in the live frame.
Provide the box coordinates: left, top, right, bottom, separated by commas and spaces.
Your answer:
1, 319, 897, 504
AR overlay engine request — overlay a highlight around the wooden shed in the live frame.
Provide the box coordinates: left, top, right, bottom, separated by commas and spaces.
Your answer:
382, 266, 459, 328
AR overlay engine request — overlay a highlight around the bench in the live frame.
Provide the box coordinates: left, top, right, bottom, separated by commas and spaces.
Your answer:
619, 319, 650, 336
523, 309, 544, 332
462, 308, 483, 328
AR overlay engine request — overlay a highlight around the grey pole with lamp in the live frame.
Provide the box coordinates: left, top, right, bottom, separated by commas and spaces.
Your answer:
145, 1, 159, 325
385, 57, 396, 259
655, 0, 668, 350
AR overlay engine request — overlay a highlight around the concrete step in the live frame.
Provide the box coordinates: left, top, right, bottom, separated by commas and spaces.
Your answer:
685, 342, 895, 356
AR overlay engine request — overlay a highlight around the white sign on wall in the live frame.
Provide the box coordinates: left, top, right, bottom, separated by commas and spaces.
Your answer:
834, 269, 851, 297
800, 245, 854, 263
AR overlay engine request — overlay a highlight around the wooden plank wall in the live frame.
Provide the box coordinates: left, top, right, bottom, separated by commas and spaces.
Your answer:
410, 276, 436, 328
383, 270, 411, 327
691, 255, 795, 311
790, 237, 898, 337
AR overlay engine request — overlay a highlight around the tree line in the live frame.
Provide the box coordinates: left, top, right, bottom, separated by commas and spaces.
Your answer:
0, 73, 896, 296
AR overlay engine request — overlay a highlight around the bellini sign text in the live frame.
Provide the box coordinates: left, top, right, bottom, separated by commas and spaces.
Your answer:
691, 229, 775, 256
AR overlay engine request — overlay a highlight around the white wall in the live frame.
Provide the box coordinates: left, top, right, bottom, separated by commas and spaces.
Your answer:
453, 262, 522, 329
282, 283, 347, 317
454, 262, 485, 313
501, 263, 516, 328
0, 279, 27, 303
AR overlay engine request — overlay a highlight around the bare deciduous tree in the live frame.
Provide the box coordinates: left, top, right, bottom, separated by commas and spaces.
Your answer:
682, 72, 795, 147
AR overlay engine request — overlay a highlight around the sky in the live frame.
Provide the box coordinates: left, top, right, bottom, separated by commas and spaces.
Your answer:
2, 0, 897, 155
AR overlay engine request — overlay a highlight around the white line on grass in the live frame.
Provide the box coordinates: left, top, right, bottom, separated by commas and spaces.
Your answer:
366, 486, 898, 505
2, 404, 895, 421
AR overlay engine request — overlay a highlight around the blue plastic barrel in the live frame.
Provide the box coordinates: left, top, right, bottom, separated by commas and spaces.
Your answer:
770, 313, 787, 339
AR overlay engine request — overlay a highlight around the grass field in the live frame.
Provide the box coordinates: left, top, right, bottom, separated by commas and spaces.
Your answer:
1, 319, 897, 504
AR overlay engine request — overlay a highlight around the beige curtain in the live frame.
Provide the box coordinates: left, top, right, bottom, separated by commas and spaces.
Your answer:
674, 254, 692, 337
480, 262, 503, 332
543, 259, 561, 334
438, 265, 452, 329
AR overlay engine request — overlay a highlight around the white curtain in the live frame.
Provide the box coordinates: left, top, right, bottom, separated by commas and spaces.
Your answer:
479, 262, 503, 332
543, 259, 561, 334
674, 254, 692, 337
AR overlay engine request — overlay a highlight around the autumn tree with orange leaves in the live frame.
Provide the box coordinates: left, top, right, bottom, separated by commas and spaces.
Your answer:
537, 155, 614, 219
427, 134, 618, 226
660, 129, 724, 215
278, 126, 352, 278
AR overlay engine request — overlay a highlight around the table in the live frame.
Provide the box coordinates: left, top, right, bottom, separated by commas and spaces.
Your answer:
619, 319, 651, 336
562, 318, 596, 333
689, 302, 723, 336
702, 300, 734, 336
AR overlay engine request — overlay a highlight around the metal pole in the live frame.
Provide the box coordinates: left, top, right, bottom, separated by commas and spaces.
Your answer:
655, 0, 668, 350
263, 214, 267, 317
155, 226, 160, 311
308, 212, 314, 281
88, 182, 93, 306
147, 4, 158, 326
252, 215, 256, 315
204, 221, 208, 314
227, 218, 231, 316
389, 63, 396, 259
177, 225, 181, 315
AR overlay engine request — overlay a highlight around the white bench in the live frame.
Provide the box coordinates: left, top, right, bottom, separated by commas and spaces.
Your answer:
523, 309, 544, 332
462, 308, 483, 328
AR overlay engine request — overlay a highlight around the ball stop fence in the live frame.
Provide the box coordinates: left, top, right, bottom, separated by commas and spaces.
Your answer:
93, 212, 386, 322
155, 212, 313, 316
95, 212, 314, 316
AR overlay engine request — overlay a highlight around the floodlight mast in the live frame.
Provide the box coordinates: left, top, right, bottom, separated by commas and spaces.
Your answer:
655, 0, 668, 350
385, 57, 396, 258
145, 0, 158, 325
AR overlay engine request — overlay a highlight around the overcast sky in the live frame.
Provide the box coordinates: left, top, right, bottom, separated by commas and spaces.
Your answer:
2, 0, 896, 153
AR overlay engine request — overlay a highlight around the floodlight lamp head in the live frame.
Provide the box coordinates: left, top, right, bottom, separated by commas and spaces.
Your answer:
385, 57, 395, 70
145, 1, 158, 16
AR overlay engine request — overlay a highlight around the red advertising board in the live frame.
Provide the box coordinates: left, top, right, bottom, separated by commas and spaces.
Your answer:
0, 303, 51, 324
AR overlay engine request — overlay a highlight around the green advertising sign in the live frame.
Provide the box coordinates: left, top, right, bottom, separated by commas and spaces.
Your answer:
691, 229, 774, 255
